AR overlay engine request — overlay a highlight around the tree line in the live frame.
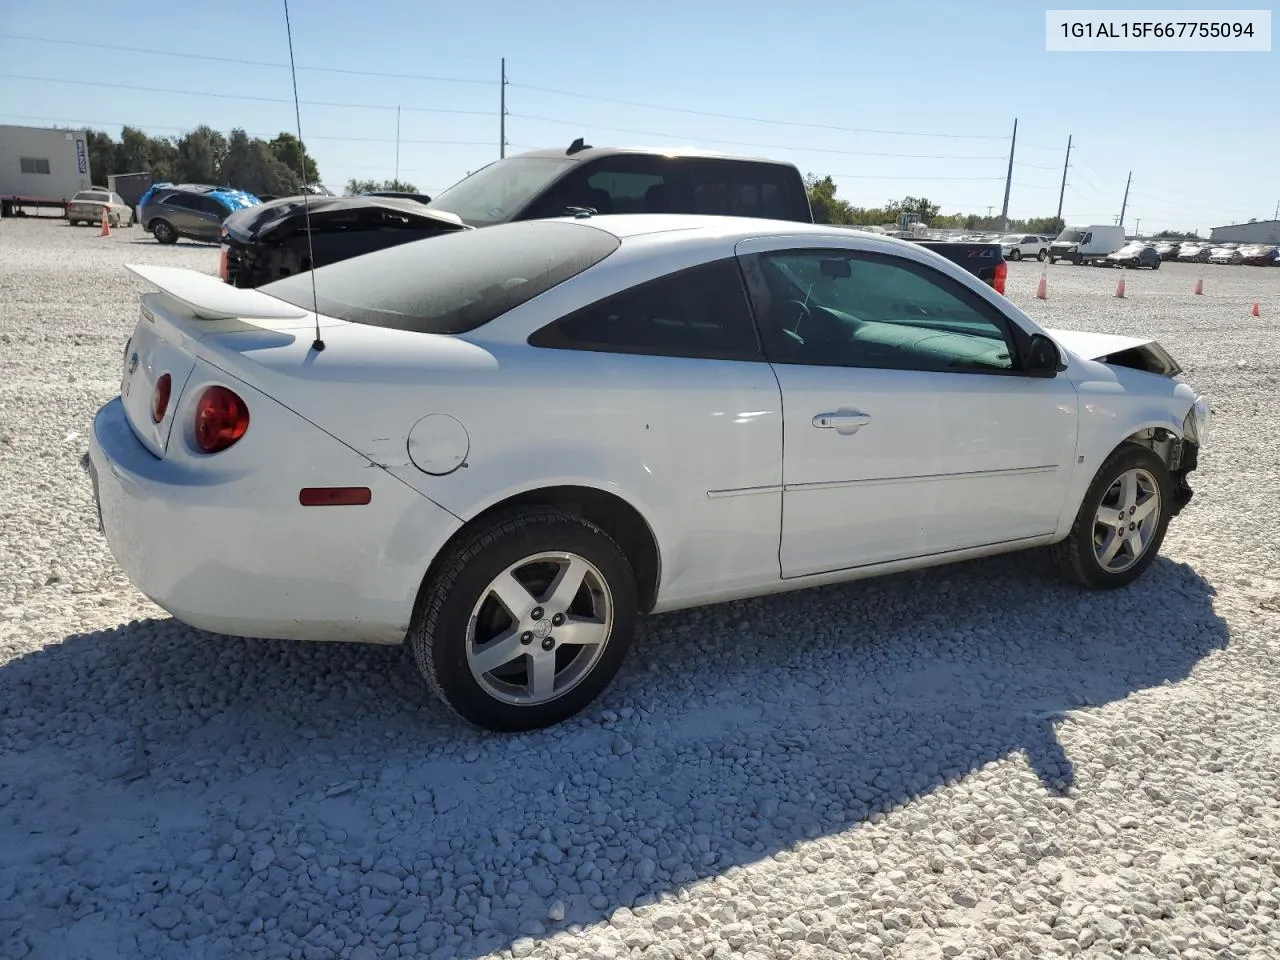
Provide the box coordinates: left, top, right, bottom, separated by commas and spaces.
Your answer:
805, 174, 1066, 235
84, 125, 321, 197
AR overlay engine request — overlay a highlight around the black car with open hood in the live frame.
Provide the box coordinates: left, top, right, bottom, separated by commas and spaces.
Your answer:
219, 194, 470, 288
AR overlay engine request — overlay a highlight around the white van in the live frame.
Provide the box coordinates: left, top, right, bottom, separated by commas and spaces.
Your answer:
1049, 224, 1127, 265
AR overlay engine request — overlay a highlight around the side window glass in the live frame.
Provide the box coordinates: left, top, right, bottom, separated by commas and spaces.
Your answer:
585, 171, 666, 214
1082, 232, 1093, 243
528, 259, 762, 362
200, 197, 229, 217
743, 251, 1015, 373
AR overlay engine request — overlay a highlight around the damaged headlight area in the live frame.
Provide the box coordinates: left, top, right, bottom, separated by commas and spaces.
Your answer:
1183, 394, 1210, 447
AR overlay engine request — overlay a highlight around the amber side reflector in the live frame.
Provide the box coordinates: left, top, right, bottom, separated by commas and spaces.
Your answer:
299, 487, 372, 507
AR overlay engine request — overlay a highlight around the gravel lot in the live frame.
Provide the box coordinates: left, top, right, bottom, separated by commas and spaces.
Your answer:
2, 217, 1279, 960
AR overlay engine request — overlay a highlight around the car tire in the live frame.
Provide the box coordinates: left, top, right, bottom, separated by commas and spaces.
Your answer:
1037, 249, 1047, 262
1051, 443, 1174, 590
1049, 256, 1058, 264
152, 219, 177, 244
1151, 259, 1160, 270
1009, 249, 1022, 261
408, 507, 640, 732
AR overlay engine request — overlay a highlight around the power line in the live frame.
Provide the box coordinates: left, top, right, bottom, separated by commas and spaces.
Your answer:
829, 172, 1004, 182
509, 113, 1006, 161
0, 73, 491, 116
507, 81, 1010, 141
0, 33, 497, 86
0, 113, 492, 145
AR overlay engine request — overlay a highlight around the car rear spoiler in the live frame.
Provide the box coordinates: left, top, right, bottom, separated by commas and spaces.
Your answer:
125, 264, 311, 321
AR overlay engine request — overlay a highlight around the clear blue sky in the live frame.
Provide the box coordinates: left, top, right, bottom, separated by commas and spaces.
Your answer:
1, 0, 1275, 232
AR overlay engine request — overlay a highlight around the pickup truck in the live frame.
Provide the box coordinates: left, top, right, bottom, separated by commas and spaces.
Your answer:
221, 140, 1005, 293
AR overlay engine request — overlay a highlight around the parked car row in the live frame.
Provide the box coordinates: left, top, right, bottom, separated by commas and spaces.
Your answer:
1166, 240, 1280, 265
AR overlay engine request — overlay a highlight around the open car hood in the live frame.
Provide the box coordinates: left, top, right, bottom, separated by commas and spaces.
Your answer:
223, 195, 467, 243
1045, 328, 1182, 378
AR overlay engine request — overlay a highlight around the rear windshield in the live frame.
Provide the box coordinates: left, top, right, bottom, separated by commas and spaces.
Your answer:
75, 191, 110, 202
260, 220, 621, 334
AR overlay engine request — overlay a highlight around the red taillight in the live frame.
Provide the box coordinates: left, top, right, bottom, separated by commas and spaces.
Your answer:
151, 373, 172, 423
993, 260, 1009, 296
299, 487, 373, 507
194, 386, 249, 453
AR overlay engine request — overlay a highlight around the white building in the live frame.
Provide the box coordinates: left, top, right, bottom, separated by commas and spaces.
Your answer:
1209, 219, 1280, 244
0, 124, 93, 202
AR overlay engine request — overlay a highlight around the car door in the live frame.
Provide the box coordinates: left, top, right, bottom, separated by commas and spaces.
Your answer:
161, 193, 200, 235
192, 196, 229, 241
518, 254, 785, 606
736, 238, 1079, 579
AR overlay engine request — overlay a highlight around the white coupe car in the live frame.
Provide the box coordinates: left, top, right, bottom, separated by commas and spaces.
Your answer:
90, 214, 1209, 731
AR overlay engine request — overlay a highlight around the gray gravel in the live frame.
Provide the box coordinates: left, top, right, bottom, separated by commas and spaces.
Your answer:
2, 217, 1279, 960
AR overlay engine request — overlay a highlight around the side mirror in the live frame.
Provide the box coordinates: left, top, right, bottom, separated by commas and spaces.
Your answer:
1025, 333, 1063, 377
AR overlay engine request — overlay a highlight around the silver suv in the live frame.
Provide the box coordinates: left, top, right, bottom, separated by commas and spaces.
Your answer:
138, 183, 260, 244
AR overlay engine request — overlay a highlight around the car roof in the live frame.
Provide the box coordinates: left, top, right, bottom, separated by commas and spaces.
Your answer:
552, 212, 952, 254
509, 144, 795, 167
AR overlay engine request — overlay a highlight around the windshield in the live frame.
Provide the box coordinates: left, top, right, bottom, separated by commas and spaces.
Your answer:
1055, 229, 1086, 242
427, 157, 576, 226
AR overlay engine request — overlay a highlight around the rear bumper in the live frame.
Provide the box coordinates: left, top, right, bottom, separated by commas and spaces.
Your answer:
89, 396, 462, 644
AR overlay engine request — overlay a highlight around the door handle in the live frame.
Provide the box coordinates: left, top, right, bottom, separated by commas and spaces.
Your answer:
812, 410, 872, 435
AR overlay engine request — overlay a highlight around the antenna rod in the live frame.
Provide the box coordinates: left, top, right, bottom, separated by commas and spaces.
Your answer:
282, 0, 323, 353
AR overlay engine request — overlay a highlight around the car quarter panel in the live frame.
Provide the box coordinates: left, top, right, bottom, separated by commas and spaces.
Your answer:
90, 361, 463, 644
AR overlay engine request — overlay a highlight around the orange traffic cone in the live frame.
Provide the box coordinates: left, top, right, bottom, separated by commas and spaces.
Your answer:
99, 206, 111, 237
1194, 277, 1204, 295
1035, 269, 1047, 299
1115, 269, 1126, 298
1252, 302, 1261, 317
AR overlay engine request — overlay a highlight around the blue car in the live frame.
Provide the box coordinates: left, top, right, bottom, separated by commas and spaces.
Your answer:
138, 183, 260, 244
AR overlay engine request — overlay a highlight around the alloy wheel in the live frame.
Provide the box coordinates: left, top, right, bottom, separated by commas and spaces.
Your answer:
1093, 468, 1161, 574
465, 551, 614, 706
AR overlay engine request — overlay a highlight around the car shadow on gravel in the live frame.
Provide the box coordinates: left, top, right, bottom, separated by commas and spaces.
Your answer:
0, 553, 1227, 958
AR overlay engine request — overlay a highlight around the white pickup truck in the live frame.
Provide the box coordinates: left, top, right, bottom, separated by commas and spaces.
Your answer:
998, 233, 1050, 262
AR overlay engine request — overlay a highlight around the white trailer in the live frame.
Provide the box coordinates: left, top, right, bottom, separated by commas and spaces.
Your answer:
0, 124, 94, 216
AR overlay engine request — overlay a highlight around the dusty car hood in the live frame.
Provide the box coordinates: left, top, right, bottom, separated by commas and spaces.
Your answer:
1044, 328, 1182, 378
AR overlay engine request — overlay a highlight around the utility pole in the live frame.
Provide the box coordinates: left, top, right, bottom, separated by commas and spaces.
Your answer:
499, 58, 507, 158
999, 118, 1017, 230
394, 105, 400, 184
1135, 218, 1141, 237
1119, 170, 1132, 228
1056, 134, 1072, 224
1274, 199, 1278, 220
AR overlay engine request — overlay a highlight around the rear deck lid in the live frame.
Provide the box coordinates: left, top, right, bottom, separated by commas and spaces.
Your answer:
118, 302, 200, 457
120, 264, 315, 456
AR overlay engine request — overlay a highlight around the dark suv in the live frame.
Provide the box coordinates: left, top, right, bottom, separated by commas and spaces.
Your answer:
139, 183, 260, 244
424, 140, 813, 226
